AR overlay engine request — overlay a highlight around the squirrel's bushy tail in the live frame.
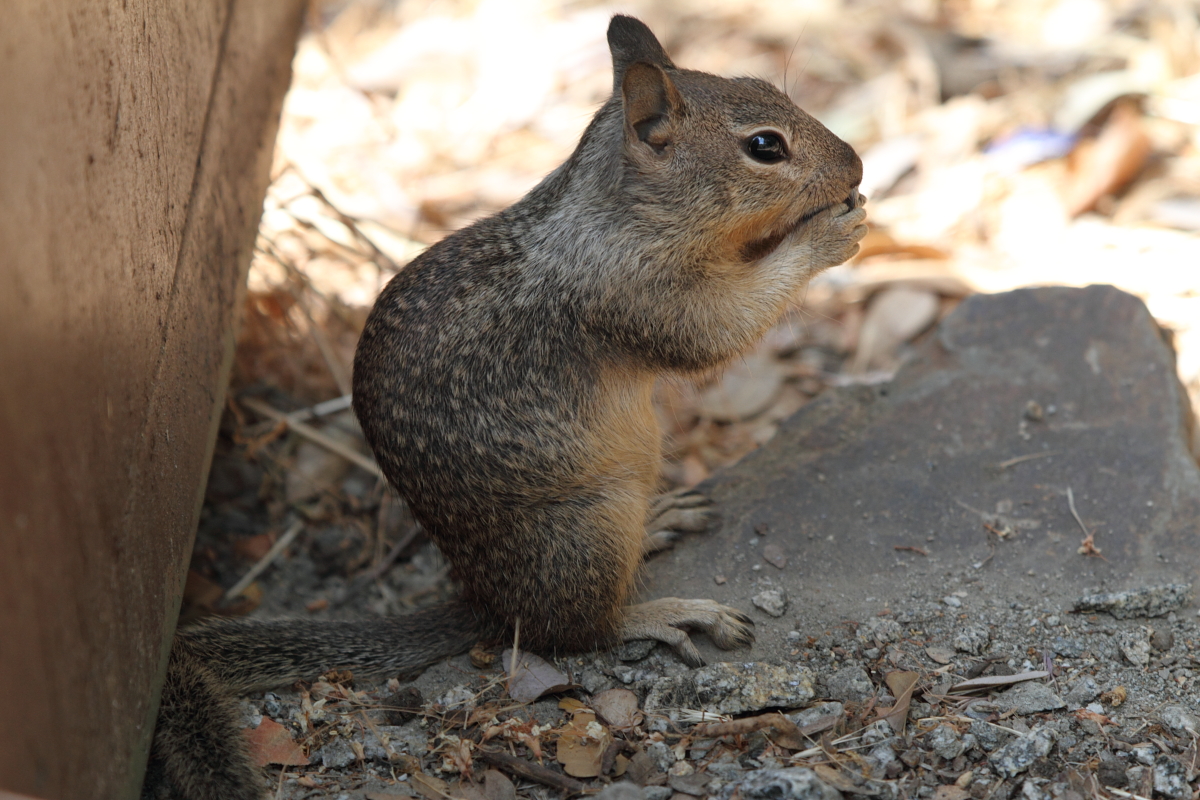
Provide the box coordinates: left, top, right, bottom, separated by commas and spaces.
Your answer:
145, 600, 493, 800
175, 599, 494, 691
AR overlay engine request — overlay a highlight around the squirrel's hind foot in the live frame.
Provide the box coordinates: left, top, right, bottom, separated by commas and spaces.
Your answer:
620, 598, 755, 667
643, 488, 713, 554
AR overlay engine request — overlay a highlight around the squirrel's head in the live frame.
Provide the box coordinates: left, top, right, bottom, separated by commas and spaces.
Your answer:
605, 15, 863, 264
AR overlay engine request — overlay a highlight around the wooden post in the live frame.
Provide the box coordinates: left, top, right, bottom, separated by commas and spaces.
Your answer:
0, 1, 306, 797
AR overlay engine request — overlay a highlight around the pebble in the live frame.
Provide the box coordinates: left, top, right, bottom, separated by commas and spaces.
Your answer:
1064, 675, 1100, 709
991, 726, 1055, 778
1117, 630, 1152, 667
1154, 755, 1191, 799
721, 768, 842, 800
1160, 705, 1200, 736
1151, 625, 1175, 651
1072, 584, 1192, 619
646, 741, 676, 773
952, 624, 990, 655
788, 701, 844, 730
313, 737, 357, 770
1131, 744, 1158, 766
752, 587, 789, 617
858, 616, 902, 644
643, 662, 816, 720
994, 682, 1065, 715
943, 596, 962, 608
1020, 778, 1049, 800
927, 724, 970, 760
825, 666, 875, 702
596, 784, 648, 800
614, 639, 656, 661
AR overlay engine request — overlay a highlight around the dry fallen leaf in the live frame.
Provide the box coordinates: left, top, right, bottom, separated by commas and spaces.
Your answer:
483, 769, 517, 800
926, 646, 954, 665
451, 782, 487, 800
1065, 100, 1151, 216
850, 285, 939, 373
557, 697, 588, 713
949, 670, 1050, 693
555, 709, 613, 778
696, 349, 785, 421
696, 712, 807, 750
1075, 708, 1116, 726
762, 543, 788, 569
590, 688, 642, 731
233, 532, 275, 561
502, 648, 572, 703
881, 670, 919, 735
410, 773, 451, 800
244, 717, 309, 767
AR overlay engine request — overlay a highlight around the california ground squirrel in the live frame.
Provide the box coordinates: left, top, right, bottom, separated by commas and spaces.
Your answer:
144, 16, 866, 799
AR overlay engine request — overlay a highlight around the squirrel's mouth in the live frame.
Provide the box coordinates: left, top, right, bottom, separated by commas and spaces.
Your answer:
740, 188, 859, 263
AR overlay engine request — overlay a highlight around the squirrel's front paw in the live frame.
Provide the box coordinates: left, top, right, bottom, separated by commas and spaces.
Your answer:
620, 598, 755, 667
804, 192, 868, 269
643, 488, 713, 554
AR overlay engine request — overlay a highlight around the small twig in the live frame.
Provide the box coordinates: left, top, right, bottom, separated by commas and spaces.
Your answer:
286, 284, 352, 396
1067, 487, 1105, 559
1107, 789, 1153, 800
509, 618, 521, 682
225, 519, 305, 601
982, 522, 1006, 537
997, 451, 1058, 469
893, 545, 928, 556
286, 394, 354, 423
240, 395, 384, 479
474, 748, 586, 794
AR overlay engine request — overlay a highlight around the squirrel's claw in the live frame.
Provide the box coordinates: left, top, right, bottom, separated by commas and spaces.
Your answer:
620, 598, 756, 666
644, 489, 715, 554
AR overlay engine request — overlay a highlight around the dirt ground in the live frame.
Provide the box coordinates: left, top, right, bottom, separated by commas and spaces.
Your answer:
182, 1, 1200, 797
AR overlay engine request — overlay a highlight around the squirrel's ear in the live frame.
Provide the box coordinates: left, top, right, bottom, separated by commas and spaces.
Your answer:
620, 61, 683, 155
607, 15, 675, 90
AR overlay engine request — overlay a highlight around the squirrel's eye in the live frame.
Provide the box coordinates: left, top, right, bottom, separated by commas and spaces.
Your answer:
745, 132, 788, 163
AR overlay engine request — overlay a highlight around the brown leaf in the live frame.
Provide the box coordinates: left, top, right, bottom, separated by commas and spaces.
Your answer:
851, 287, 940, 373
882, 670, 919, 735
502, 649, 571, 703
812, 764, 865, 793
451, 782, 487, 800
762, 543, 788, 569
244, 717, 309, 767
1065, 100, 1151, 216
696, 712, 807, 751
555, 710, 612, 778
626, 749, 662, 786
1075, 708, 1116, 726
591, 688, 642, 730
926, 647, 954, 665
950, 671, 1049, 693
482, 769, 516, 800
411, 773, 451, 800
232, 532, 275, 561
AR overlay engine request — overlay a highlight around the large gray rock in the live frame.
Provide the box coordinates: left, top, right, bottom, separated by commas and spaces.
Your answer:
644, 661, 815, 718
641, 286, 1200, 662
721, 768, 843, 800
